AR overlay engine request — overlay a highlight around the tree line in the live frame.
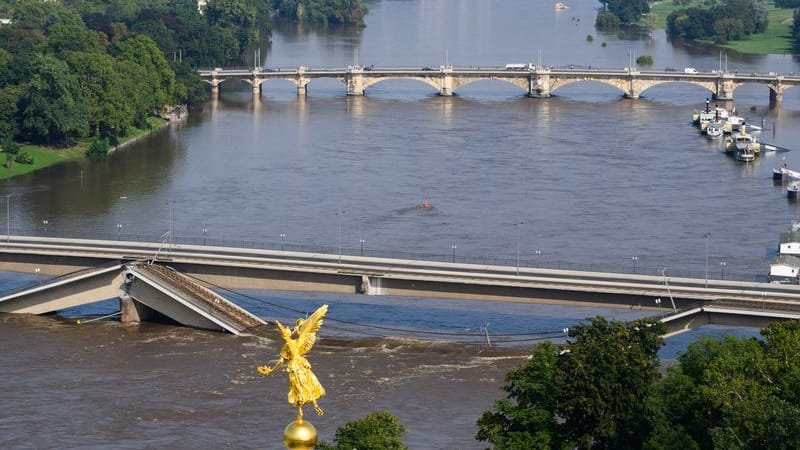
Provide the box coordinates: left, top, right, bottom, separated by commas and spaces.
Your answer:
476, 318, 800, 450
666, 0, 769, 43
0, 0, 367, 149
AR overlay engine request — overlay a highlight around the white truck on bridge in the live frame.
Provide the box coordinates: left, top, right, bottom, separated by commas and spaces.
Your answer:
505, 63, 535, 70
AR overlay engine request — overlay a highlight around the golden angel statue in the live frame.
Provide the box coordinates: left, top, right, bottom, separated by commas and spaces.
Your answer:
258, 304, 328, 420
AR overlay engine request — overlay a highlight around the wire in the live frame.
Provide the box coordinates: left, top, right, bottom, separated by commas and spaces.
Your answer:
178, 270, 566, 341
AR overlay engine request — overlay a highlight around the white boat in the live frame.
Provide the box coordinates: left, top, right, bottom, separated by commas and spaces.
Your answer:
726, 124, 761, 160
706, 119, 724, 139
693, 101, 729, 130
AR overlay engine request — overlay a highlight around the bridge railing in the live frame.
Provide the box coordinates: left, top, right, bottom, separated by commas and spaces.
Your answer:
6, 228, 762, 283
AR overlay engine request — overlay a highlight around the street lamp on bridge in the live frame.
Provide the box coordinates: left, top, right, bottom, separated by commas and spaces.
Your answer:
514, 221, 524, 275
704, 232, 711, 287
451, 244, 457, 263
632, 255, 638, 273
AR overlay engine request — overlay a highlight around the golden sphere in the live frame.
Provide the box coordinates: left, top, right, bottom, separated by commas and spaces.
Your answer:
283, 419, 317, 450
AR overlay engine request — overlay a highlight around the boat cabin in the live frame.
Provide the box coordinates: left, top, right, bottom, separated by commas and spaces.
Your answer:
780, 231, 800, 255
770, 254, 800, 284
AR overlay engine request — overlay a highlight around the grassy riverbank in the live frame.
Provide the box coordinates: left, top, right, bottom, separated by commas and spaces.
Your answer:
0, 116, 167, 180
647, 0, 795, 54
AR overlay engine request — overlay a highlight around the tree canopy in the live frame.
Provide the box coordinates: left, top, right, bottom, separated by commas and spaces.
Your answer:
477, 319, 800, 450
317, 411, 408, 450
666, 0, 769, 43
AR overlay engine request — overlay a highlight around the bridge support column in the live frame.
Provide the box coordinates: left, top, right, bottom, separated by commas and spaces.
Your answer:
439, 66, 454, 96
624, 72, 641, 99
529, 70, 551, 98
345, 68, 366, 96
769, 80, 784, 105
209, 79, 223, 99
251, 77, 264, 98
120, 294, 160, 323
295, 68, 311, 96
715, 76, 735, 101
358, 275, 377, 295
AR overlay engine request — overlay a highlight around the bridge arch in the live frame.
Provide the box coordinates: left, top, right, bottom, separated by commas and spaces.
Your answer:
452, 77, 530, 93
549, 78, 627, 96
345, 76, 444, 94
637, 80, 717, 97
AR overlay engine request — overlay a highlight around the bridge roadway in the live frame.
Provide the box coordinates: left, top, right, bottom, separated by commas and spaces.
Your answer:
198, 65, 800, 102
0, 235, 799, 335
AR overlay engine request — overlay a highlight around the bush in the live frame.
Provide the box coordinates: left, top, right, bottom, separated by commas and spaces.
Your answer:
86, 138, 109, 159
317, 411, 407, 450
14, 151, 33, 165
586, 34, 594, 42
596, 11, 621, 30
1, 138, 19, 155
636, 54, 654, 66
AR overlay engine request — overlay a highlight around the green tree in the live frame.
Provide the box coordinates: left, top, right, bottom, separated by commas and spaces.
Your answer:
636, 55, 654, 66
18, 54, 87, 145
116, 34, 176, 109
0, 85, 22, 141
595, 11, 620, 31
316, 411, 408, 450
599, 0, 649, 24
65, 51, 134, 138
659, 322, 800, 450
477, 317, 666, 450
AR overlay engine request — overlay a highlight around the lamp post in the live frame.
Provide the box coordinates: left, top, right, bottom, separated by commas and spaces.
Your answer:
359, 239, 365, 256
535, 249, 542, 267
202, 227, 208, 246
168, 200, 175, 248
654, 297, 662, 312
116, 223, 122, 240
720, 261, 726, 280
42, 219, 49, 234
280, 233, 286, 251
335, 210, 345, 263
514, 222, 524, 275
451, 244, 457, 263
4, 194, 9, 243
632, 255, 638, 273
704, 232, 711, 287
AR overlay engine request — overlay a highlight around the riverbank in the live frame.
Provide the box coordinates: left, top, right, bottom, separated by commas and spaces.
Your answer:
648, 0, 795, 54
0, 116, 169, 180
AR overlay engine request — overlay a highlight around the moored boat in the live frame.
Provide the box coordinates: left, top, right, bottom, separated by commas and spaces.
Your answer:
706, 118, 725, 139
726, 124, 761, 159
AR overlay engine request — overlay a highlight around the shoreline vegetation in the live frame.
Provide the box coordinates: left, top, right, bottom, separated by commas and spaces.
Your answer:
647, 0, 795, 54
0, 116, 168, 180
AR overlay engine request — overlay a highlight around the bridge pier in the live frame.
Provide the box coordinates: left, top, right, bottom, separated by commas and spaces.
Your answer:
769, 79, 784, 104
295, 68, 311, 96
529, 70, 551, 98
345, 67, 366, 96
439, 66, 454, 96
119, 294, 162, 324
714, 76, 735, 101
244, 76, 264, 99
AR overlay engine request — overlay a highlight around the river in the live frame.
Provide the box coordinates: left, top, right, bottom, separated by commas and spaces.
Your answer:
0, 0, 796, 447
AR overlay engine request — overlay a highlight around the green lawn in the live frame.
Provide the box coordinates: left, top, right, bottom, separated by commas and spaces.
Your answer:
0, 116, 167, 180
647, 0, 796, 54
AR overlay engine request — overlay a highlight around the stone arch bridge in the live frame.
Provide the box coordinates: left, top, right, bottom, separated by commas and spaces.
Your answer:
198, 65, 800, 102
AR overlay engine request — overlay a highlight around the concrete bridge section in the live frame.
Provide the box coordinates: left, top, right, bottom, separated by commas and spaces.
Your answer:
0, 254, 264, 334
198, 66, 800, 102
1, 236, 800, 335
124, 263, 264, 334
660, 298, 800, 337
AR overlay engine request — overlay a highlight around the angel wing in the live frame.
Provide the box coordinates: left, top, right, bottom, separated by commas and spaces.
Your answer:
296, 304, 328, 355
